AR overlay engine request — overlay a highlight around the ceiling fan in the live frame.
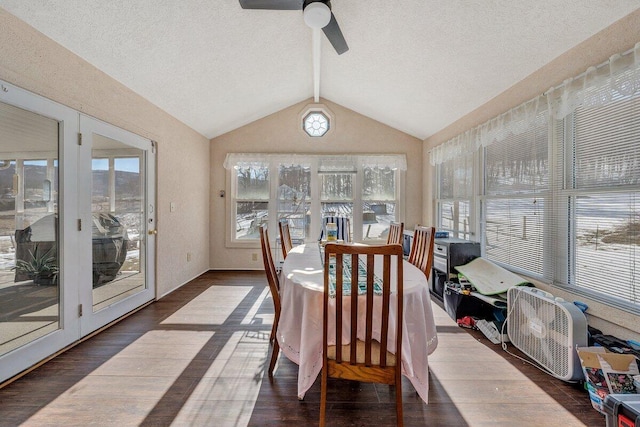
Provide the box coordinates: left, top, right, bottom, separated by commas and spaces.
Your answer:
239, 0, 349, 55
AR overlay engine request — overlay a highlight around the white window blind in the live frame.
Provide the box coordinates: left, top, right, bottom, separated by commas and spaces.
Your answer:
572, 192, 639, 303
564, 92, 640, 305
436, 152, 473, 239
574, 96, 640, 189
429, 43, 640, 311
483, 111, 549, 277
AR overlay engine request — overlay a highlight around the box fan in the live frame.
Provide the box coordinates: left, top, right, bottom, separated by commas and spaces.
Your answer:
506, 287, 588, 382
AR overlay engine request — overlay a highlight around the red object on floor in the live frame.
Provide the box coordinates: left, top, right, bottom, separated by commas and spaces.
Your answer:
457, 316, 476, 329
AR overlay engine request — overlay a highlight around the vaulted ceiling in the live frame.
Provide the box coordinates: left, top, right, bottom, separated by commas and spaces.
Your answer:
1, 1, 639, 140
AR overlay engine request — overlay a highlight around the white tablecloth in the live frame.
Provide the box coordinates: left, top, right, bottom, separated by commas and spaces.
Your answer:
276, 243, 438, 403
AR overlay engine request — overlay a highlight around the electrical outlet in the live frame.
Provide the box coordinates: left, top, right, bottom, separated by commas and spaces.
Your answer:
251, 253, 258, 262
187, 252, 192, 262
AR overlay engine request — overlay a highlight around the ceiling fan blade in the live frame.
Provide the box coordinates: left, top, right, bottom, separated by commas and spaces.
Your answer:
239, 0, 303, 10
322, 12, 348, 55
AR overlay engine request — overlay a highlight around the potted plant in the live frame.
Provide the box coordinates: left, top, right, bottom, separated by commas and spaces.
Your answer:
13, 246, 59, 285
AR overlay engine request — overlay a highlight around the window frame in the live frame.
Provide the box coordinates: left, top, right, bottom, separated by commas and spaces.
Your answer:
230, 160, 271, 245
480, 110, 551, 280
432, 57, 640, 313
226, 154, 404, 247
435, 151, 476, 240
552, 95, 640, 311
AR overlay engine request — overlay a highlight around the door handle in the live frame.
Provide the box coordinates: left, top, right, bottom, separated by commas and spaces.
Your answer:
148, 229, 157, 235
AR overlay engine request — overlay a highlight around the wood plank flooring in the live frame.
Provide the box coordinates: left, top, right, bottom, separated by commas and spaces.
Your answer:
0, 271, 605, 426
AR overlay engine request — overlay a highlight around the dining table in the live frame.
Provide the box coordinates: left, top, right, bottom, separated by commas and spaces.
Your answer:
276, 242, 438, 403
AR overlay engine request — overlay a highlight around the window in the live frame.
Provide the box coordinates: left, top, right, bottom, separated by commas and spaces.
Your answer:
234, 162, 269, 240
225, 154, 405, 244
560, 92, 640, 305
320, 173, 354, 212
362, 164, 397, 241
278, 164, 311, 240
303, 111, 329, 137
430, 45, 640, 311
482, 111, 549, 277
436, 152, 473, 239
318, 156, 356, 240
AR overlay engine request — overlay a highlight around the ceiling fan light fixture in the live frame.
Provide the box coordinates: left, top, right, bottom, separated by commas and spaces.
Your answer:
303, 2, 331, 29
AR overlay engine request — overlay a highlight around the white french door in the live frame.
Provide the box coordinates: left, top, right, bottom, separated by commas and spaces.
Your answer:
0, 80, 156, 383
78, 115, 156, 335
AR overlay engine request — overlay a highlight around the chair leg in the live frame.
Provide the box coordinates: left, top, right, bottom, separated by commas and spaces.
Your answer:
268, 337, 279, 377
269, 322, 276, 343
395, 376, 404, 427
319, 366, 327, 427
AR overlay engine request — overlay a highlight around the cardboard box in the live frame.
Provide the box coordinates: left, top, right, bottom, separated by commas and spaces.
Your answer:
577, 347, 640, 414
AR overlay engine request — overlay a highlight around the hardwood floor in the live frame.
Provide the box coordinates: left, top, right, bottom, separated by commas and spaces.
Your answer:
0, 271, 605, 426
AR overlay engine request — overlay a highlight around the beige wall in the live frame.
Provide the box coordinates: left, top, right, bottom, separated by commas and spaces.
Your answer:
423, 10, 640, 340
210, 99, 423, 269
0, 9, 211, 297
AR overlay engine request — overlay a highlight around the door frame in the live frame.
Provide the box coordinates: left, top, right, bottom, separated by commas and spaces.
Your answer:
0, 80, 79, 382
0, 80, 156, 384
78, 114, 156, 336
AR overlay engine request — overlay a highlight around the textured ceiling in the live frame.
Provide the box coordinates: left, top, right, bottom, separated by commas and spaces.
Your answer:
1, 1, 639, 140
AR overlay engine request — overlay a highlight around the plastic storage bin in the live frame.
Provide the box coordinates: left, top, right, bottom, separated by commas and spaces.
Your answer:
604, 394, 640, 427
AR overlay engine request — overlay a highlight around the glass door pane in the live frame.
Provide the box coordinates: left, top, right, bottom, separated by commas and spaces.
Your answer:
0, 101, 60, 357
79, 115, 154, 336
91, 136, 146, 312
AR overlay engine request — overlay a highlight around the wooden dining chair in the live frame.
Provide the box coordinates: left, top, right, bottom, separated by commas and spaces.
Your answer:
278, 218, 293, 260
408, 225, 435, 279
320, 243, 405, 427
259, 224, 280, 377
386, 221, 404, 245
